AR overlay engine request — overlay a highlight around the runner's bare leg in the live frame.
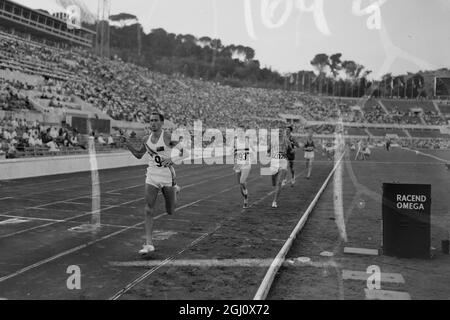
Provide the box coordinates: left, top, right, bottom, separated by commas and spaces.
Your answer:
144, 184, 159, 246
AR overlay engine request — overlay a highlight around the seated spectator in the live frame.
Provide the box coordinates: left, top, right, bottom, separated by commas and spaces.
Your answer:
70, 134, 86, 150
6, 143, 17, 159
98, 135, 107, 146
50, 127, 59, 140
107, 135, 116, 147
1, 129, 11, 140
28, 135, 36, 147
70, 134, 79, 146
11, 118, 18, 129
42, 129, 52, 144
47, 140, 60, 152
34, 136, 43, 147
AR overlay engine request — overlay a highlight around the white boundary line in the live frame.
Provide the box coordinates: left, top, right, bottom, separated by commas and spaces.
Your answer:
0, 171, 245, 284
253, 152, 346, 300
0, 164, 221, 215
109, 231, 213, 300
0, 172, 235, 240
109, 169, 306, 300
0, 165, 228, 217
402, 147, 450, 164
108, 174, 289, 300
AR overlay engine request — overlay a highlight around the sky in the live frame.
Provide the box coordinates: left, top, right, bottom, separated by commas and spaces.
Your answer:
13, 0, 450, 78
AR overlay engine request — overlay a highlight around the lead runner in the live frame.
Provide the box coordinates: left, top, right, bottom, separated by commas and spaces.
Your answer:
123, 112, 188, 257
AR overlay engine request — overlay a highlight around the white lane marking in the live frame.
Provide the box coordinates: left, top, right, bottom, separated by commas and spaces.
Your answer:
109, 258, 339, 268
320, 251, 334, 257
0, 218, 30, 226
365, 289, 411, 300
0, 197, 13, 201
0, 165, 223, 216
110, 231, 213, 301
0, 214, 65, 223
343, 270, 405, 284
153, 231, 178, 241
0, 171, 234, 239
106, 185, 141, 194
0, 160, 207, 196
344, 247, 379, 256
0, 173, 240, 284
109, 168, 286, 300
0, 174, 143, 201
0, 198, 207, 284
402, 147, 450, 164
62, 202, 90, 206
254, 153, 346, 301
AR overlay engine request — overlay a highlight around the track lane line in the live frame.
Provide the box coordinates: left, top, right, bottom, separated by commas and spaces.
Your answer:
109, 167, 308, 300
0, 172, 248, 284
253, 153, 345, 300
0, 170, 235, 240
0, 164, 229, 216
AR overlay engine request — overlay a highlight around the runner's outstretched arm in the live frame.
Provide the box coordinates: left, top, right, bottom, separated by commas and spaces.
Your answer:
124, 135, 148, 160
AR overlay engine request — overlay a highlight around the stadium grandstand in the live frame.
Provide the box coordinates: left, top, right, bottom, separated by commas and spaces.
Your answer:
1, 0, 450, 162
0, 0, 94, 47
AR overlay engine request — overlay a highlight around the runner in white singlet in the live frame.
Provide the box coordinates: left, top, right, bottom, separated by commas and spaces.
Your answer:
124, 112, 187, 257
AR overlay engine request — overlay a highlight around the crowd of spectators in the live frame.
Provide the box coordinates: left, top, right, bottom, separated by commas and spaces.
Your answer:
423, 111, 446, 126
0, 29, 449, 158
400, 139, 450, 150
0, 116, 85, 159
0, 78, 34, 111
0, 115, 121, 159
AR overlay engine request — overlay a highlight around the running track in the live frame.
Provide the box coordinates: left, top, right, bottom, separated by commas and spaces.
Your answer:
0, 155, 333, 300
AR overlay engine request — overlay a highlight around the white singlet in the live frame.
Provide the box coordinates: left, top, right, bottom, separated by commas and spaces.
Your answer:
234, 138, 253, 172
145, 131, 175, 189
270, 149, 288, 174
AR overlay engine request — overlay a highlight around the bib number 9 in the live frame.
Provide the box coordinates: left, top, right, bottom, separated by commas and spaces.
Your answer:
154, 155, 163, 167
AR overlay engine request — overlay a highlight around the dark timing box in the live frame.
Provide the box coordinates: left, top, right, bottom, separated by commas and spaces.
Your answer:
382, 183, 431, 259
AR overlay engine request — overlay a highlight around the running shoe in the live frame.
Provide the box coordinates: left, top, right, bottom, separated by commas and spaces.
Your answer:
139, 245, 155, 256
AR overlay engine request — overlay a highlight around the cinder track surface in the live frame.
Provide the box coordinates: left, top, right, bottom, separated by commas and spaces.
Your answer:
269, 147, 450, 300
0, 153, 334, 300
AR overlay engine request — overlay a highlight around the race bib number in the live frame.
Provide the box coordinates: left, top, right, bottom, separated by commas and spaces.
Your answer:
272, 152, 286, 160
237, 152, 250, 162
153, 155, 163, 168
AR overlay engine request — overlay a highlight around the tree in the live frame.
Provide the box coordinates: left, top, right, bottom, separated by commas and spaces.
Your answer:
329, 53, 342, 78
342, 60, 358, 79
109, 13, 138, 27
310, 54, 329, 76
199, 36, 212, 48
243, 47, 255, 61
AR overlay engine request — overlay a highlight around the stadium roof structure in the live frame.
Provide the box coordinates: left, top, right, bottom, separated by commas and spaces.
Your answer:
0, 0, 95, 47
